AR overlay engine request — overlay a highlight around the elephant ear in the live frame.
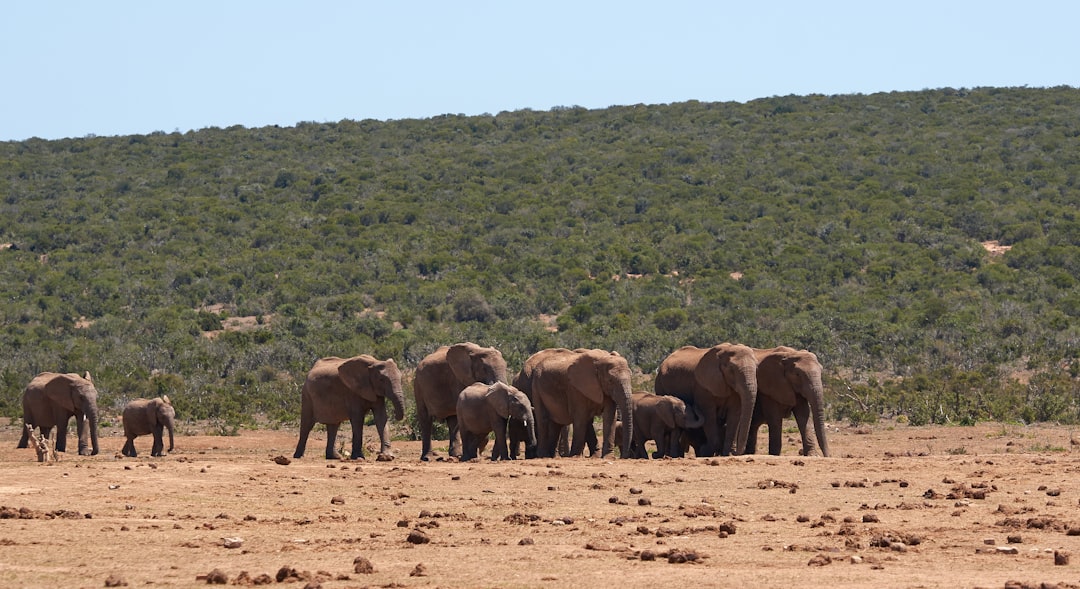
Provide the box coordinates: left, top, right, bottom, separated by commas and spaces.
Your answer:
567, 351, 605, 405
487, 383, 512, 418
339, 356, 378, 403
447, 343, 477, 386
83, 371, 93, 383
161, 395, 171, 406
694, 346, 728, 396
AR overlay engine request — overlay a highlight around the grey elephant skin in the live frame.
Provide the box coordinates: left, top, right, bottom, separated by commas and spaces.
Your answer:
122, 396, 176, 457
654, 343, 759, 457
17, 371, 100, 456
456, 382, 537, 461
413, 342, 508, 461
293, 355, 406, 460
514, 348, 633, 459
627, 391, 704, 459
746, 346, 830, 457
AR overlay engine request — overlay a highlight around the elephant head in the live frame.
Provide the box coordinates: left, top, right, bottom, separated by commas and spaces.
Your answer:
488, 382, 537, 453
156, 396, 176, 454
567, 349, 634, 458
663, 396, 705, 430
339, 356, 406, 421
19, 371, 100, 456
447, 342, 508, 387
694, 343, 758, 455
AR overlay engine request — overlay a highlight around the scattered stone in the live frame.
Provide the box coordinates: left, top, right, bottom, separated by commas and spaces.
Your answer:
222, 537, 243, 549
104, 574, 128, 587
273, 456, 291, 466
330, 496, 345, 505
718, 521, 737, 535
666, 549, 700, 563
1055, 550, 1070, 565
1006, 535, 1022, 544
519, 537, 534, 545
996, 546, 1019, 555
629, 487, 643, 494
640, 549, 656, 561
353, 556, 374, 574
409, 563, 427, 577
796, 515, 810, 523
983, 538, 996, 545
275, 567, 302, 583
407, 530, 430, 544
638, 498, 652, 506
862, 514, 879, 523
808, 553, 833, 566
849, 555, 863, 564
376, 453, 394, 462
204, 568, 228, 584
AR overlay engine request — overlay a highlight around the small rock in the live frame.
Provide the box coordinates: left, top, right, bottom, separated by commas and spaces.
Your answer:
353, 556, 374, 574
205, 568, 228, 584
222, 537, 243, 549
982, 538, 996, 545
637, 498, 652, 506
376, 453, 394, 462
518, 537, 534, 545
640, 549, 656, 561
995, 546, 1019, 555
409, 563, 427, 577
808, 553, 832, 566
849, 555, 863, 564
273, 456, 291, 466
330, 496, 345, 505
407, 530, 430, 544
629, 487, 643, 494
1055, 550, 1070, 565
862, 514, 879, 523
104, 574, 128, 587
1006, 535, 1022, 544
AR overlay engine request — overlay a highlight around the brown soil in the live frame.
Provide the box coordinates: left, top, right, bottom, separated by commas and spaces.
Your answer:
1, 421, 1078, 588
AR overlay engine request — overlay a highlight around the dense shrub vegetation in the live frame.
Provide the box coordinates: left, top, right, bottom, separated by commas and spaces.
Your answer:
2, 87, 1079, 429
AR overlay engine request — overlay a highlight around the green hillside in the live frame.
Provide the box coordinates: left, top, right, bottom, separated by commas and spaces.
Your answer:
2, 86, 1079, 429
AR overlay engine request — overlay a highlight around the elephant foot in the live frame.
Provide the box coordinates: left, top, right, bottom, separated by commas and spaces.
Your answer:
325, 452, 342, 460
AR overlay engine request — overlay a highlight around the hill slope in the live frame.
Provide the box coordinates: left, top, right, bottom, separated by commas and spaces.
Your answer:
2, 87, 1079, 426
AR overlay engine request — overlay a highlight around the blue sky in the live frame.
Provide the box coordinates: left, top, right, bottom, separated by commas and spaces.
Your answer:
2, 1, 1078, 141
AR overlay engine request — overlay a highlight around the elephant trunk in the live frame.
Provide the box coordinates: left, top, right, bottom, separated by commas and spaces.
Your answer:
84, 401, 100, 456
388, 384, 406, 422
731, 364, 758, 455
809, 376, 830, 457
166, 414, 176, 452
615, 379, 633, 459
683, 404, 705, 429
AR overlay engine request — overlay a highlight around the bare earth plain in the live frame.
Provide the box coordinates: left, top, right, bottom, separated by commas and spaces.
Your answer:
2, 419, 1080, 589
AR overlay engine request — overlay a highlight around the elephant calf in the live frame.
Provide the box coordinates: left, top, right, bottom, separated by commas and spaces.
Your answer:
122, 396, 176, 457
456, 382, 536, 461
627, 392, 704, 459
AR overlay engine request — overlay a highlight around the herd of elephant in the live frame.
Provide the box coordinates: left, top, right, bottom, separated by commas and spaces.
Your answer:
15, 342, 830, 462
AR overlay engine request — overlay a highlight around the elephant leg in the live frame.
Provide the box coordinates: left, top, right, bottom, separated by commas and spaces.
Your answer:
446, 415, 461, 458
745, 418, 762, 455
792, 400, 816, 456
556, 426, 570, 457
75, 414, 91, 456
538, 419, 561, 459
324, 422, 342, 460
122, 437, 137, 457
151, 425, 165, 457
349, 410, 371, 460
600, 402, 616, 458
492, 419, 509, 461
460, 431, 476, 461
417, 403, 435, 461
294, 396, 314, 458
16, 421, 30, 448
767, 415, 784, 456
371, 402, 391, 455
52, 414, 69, 453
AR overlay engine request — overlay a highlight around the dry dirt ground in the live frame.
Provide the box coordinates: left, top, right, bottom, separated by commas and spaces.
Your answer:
2, 419, 1080, 589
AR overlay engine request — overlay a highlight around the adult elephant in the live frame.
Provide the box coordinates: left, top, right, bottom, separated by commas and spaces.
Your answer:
746, 347, 830, 457
517, 348, 633, 459
17, 372, 100, 456
628, 391, 704, 459
456, 382, 537, 461
121, 396, 176, 457
293, 355, 406, 460
654, 344, 758, 457
413, 342, 508, 461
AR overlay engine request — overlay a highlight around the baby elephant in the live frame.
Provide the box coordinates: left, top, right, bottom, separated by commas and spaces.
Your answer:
122, 396, 176, 457
456, 382, 536, 461
629, 392, 704, 459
